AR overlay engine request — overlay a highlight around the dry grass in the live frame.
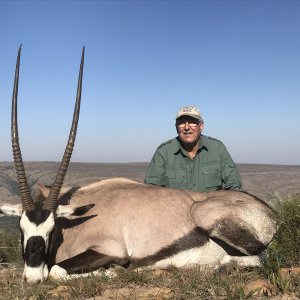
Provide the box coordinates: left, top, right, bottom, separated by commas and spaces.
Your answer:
0, 264, 298, 300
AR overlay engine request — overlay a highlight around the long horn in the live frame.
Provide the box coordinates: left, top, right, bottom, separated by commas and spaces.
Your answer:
11, 45, 34, 211
44, 47, 85, 211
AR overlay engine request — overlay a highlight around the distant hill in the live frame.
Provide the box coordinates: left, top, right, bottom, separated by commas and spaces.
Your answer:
1, 161, 300, 204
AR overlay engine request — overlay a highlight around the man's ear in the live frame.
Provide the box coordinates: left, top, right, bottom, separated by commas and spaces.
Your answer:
0, 204, 23, 216
199, 121, 204, 132
56, 204, 95, 218
175, 123, 180, 134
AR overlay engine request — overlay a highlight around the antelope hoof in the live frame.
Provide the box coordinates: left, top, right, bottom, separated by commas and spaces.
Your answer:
49, 265, 68, 279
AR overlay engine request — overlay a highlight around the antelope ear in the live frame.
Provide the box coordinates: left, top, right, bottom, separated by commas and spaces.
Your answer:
56, 204, 95, 218
0, 204, 23, 216
36, 184, 73, 200
36, 183, 51, 200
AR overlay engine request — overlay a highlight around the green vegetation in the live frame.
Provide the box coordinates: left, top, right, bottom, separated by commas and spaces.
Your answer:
0, 217, 22, 267
269, 193, 299, 267
0, 194, 299, 299
261, 193, 300, 295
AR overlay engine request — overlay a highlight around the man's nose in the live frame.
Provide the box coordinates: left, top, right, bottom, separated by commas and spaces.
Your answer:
184, 122, 190, 129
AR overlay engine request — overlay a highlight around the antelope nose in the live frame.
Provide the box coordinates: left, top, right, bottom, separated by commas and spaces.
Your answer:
30, 243, 42, 253
25, 236, 46, 264
23, 274, 41, 284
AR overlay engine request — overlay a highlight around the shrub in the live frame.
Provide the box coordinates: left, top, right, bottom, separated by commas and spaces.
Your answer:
0, 218, 22, 266
262, 193, 300, 292
269, 193, 299, 267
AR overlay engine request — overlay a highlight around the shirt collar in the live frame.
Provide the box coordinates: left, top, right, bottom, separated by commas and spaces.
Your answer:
198, 135, 209, 151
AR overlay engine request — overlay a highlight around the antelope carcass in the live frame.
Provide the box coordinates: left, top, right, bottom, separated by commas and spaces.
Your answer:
0, 47, 277, 284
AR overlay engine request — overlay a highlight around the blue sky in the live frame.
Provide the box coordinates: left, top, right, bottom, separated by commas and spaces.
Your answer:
0, 0, 299, 164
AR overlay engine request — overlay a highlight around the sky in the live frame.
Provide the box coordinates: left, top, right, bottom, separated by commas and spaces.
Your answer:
0, 0, 299, 165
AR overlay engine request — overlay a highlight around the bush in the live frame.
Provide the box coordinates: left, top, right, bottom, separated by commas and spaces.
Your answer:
262, 193, 300, 283
0, 220, 22, 266
271, 194, 299, 266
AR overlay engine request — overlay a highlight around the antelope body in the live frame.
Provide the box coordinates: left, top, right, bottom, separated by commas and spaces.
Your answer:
0, 47, 277, 284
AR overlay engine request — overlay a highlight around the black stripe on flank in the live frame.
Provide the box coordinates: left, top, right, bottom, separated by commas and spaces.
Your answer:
130, 227, 209, 268
57, 250, 130, 274
25, 236, 46, 267
56, 229, 208, 273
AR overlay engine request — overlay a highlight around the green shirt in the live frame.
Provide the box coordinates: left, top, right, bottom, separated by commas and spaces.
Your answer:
144, 135, 243, 192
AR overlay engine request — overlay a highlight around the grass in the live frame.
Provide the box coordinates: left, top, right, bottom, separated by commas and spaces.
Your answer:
267, 193, 299, 267
0, 217, 22, 267
260, 193, 300, 295
0, 194, 299, 299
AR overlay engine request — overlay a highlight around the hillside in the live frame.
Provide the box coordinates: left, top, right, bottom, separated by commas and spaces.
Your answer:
1, 162, 300, 204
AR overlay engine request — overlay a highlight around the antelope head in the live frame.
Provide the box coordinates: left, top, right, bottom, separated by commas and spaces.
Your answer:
0, 46, 92, 283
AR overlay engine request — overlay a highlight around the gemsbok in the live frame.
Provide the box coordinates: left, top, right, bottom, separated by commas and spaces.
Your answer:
0, 47, 277, 284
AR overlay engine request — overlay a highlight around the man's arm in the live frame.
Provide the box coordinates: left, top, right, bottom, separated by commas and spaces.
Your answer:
144, 149, 166, 187
220, 146, 243, 191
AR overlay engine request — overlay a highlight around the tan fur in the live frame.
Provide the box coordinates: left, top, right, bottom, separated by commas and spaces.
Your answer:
36, 183, 74, 201
54, 179, 196, 262
36, 178, 277, 264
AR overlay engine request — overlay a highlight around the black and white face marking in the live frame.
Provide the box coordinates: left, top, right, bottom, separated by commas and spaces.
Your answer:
20, 209, 55, 283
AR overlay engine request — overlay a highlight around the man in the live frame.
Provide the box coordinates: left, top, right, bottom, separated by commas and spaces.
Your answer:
144, 105, 243, 191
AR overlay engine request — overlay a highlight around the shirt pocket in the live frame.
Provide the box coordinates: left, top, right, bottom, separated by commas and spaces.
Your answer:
200, 161, 222, 189
165, 168, 187, 190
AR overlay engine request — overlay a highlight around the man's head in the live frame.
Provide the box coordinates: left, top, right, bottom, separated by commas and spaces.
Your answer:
175, 105, 204, 146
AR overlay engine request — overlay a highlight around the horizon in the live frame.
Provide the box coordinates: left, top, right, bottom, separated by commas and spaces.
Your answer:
1, 1, 299, 165
1, 160, 300, 167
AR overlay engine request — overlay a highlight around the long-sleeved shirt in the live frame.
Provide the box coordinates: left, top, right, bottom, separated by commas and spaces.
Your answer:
144, 135, 243, 192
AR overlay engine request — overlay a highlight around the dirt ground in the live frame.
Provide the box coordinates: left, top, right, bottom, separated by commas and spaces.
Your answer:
1, 161, 300, 203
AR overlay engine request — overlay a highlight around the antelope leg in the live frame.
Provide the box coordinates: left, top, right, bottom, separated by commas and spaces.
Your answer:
55, 249, 129, 274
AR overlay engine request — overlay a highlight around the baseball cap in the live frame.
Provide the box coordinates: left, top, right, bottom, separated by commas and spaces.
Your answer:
176, 105, 202, 121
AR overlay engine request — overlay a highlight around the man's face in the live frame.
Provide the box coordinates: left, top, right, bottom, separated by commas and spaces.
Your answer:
176, 116, 203, 145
